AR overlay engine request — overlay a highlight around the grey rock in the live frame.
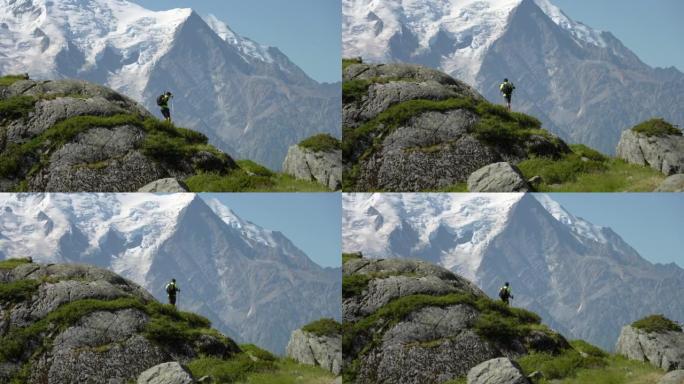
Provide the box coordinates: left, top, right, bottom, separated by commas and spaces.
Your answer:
138, 178, 190, 192
655, 174, 684, 192
282, 145, 341, 190
467, 162, 531, 192
286, 328, 342, 375
659, 370, 684, 384
467, 358, 530, 384
616, 130, 684, 175
137, 362, 194, 384
616, 325, 684, 371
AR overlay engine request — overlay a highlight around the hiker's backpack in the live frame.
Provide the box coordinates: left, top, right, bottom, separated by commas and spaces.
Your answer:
502, 82, 514, 95
499, 287, 510, 300
166, 283, 176, 294
156, 94, 165, 106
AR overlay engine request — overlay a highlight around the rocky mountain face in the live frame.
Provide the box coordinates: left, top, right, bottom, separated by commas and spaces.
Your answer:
0, 77, 237, 192
0, 194, 341, 355
0, 0, 340, 170
342, 256, 567, 384
343, 0, 684, 155
616, 324, 684, 371
342, 193, 684, 350
343, 62, 568, 191
0, 261, 240, 383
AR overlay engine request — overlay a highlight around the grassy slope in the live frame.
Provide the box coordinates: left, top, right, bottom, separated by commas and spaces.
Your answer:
0, 77, 328, 192
341, 65, 671, 192
0, 259, 333, 383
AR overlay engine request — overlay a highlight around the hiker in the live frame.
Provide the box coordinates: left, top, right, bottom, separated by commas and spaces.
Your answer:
157, 91, 173, 123
499, 282, 514, 305
165, 278, 180, 307
499, 78, 515, 111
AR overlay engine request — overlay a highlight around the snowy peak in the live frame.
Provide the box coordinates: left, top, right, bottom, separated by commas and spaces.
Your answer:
203, 14, 274, 64
533, 194, 607, 244
343, 0, 606, 83
205, 198, 276, 248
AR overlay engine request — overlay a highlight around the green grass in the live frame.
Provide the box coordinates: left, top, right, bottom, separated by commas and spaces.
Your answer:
632, 314, 682, 334
239, 344, 276, 362
0, 75, 28, 87
342, 274, 372, 298
237, 358, 334, 384
236, 159, 275, 177
185, 169, 329, 192
0, 95, 36, 121
518, 348, 606, 381
552, 355, 663, 384
569, 339, 608, 358
187, 355, 275, 383
0, 279, 41, 304
342, 252, 363, 264
0, 258, 33, 270
298, 134, 341, 153
632, 118, 681, 137
301, 318, 342, 337
342, 57, 363, 70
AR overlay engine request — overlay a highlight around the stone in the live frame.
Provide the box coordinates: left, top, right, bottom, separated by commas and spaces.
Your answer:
137, 362, 193, 384
659, 370, 684, 384
138, 178, 190, 192
286, 328, 342, 375
467, 162, 531, 192
655, 174, 684, 192
467, 358, 530, 384
282, 145, 342, 190
616, 130, 684, 175
616, 325, 684, 371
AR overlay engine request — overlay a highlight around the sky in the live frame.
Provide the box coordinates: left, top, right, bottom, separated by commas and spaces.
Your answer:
202, 193, 341, 268
130, 0, 341, 83
553, 0, 684, 71
549, 193, 684, 268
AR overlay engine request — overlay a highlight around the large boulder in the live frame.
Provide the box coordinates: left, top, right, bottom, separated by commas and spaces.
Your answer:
343, 63, 568, 191
137, 362, 194, 384
616, 130, 684, 175
282, 141, 342, 190
343, 257, 568, 384
655, 174, 684, 192
0, 79, 237, 192
286, 326, 342, 375
467, 358, 530, 384
467, 162, 531, 192
616, 325, 684, 371
0, 260, 238, 383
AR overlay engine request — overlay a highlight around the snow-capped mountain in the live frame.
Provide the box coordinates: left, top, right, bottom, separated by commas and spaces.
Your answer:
343, 0, 684, 154
0, 0, 340, 169
342, 193, 684, 350
0, 193, 341, 354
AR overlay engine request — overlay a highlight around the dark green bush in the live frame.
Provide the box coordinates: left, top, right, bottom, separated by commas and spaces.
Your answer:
632, 314, 682, 333
342, 57, 363, 70
0, 258, 33, 270
342, 252, 363, 264
0, 96, 36, 121
302, 318, 342, 337
0, 279, 40, 303
632, 118, 681, 137
342, 274, 371, 298
0, 75, 29, 87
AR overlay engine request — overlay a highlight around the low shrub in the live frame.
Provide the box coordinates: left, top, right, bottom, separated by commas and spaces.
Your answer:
0, 95, 36, 121
187, 355, 274, 383
632, 314, 682, 333
240, 344, 277, 361
632, 118, 681, 137
342, 274, 371, 298
0, 258, 33, 270
342, 252, 363, 264
298, 134, 341, 153
0, 279, 40, 304
301, 318, 342, 337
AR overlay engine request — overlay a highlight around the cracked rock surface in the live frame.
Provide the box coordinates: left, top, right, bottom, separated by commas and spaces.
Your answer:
286, 328, 342, 375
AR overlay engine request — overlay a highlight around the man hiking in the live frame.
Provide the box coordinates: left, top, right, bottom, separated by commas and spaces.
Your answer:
499, 282, 514, 305
165, 278, 180, 307
499, 78, 515, 111
157, 91, 173, 123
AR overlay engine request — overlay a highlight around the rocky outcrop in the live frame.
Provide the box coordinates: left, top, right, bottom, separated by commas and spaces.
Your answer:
138, 178, 190, 192
616, 325, 684, 371
0, 260, 239, 383
137, 362, 194, 384
286, 327, 342, 375
467, 358, 530, 384
343, 63, 569, 191
616, 130, 684, 175
282, 143, 342, 190
0, 78, 237, 192
343, 256, 568, 384
467, 162, 530, 192
659, 370, 684, 384
655, 174, 684, 192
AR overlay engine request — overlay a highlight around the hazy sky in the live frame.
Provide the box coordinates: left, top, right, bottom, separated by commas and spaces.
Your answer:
553, 0, 684, 71
202, 193, 341, 268
549, 193, 684, 268
131, 0, 341, 83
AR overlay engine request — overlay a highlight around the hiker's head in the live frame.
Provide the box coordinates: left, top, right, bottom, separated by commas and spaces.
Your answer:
172, 278, 176, 283
504, 78, 508, 82
504, 282, 510, 286
165, 91, 172, 96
